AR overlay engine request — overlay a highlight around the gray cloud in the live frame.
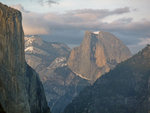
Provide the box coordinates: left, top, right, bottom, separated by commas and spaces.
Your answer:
14, 6, 131, 35
11, 4, 29, 13
62, 7, 130, 23
128, 37, 150, 53
38, 0, 58, 6
47, 0, 58, 5
12, 4, 150, 53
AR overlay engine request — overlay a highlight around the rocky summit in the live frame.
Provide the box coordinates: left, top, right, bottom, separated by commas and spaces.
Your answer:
0, 3, 50, 113
64, 45, 150, 113
68, 31, 132, 82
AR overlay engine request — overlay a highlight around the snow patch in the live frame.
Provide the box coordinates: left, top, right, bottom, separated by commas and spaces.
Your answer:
73, 71, 90, 81
93, 31, 99, 34
25, 36, 43, 47
25, 46, 34, 52
47, 57, 67, 69
25, 46, 49, 55
25, 37, 36, 46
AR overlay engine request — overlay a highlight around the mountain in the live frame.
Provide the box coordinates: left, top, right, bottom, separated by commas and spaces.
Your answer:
67, 31, 132, 82
0, 3, 50, 113
25, 35, 70, 82
25, 37, 90, 113
64, 45, 150, 113
25, 31, 132, 113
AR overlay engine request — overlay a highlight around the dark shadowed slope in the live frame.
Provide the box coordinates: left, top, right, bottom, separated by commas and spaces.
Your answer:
64, 45, 150, 113
43, 66, 90, 113
0, 103, 5, 113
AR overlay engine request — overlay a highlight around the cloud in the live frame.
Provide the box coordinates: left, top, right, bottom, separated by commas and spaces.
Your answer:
63, 7, 130, 23
11, 4, 150, 53
38, 0, 58, 6
128, 38, 150, 53
47, 0, 58, 5
13, 6, 131, 35
138, 38, 150, 46
10, 4, 29, 13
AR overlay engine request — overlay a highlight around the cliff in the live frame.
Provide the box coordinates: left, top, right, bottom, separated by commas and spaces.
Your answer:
68, 31, 132, 82
0, 3, 50, 113
64, 45, 150, 113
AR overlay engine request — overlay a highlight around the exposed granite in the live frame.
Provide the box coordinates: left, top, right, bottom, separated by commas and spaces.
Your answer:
0, 3, 50, 113
68, 31, 132, 82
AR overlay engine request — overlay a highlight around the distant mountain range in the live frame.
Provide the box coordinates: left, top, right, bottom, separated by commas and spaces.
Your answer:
25, 35, 70, 82
25, 31, 131, 113
64, 45, 150, 113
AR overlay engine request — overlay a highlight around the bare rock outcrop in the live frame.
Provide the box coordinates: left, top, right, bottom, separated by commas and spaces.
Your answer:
68, 31, 132, 82
0, 3, 50, 113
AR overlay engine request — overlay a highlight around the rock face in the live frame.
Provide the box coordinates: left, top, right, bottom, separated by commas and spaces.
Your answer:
25, 37, 90, 113
0, 3, 50, 113
64, 45, 150, 113
68, 31, 132, 82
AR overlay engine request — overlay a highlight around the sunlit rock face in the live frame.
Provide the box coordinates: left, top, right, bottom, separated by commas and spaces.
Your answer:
68, 31, 132, 82
64, 45, 150, 113
0, 3, 50, 113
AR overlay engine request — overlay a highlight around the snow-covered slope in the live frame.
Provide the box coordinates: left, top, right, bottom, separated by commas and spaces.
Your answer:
25, 35, 70, 73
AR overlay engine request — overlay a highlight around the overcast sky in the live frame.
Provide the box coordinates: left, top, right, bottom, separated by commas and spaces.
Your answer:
1, 0, 150, 53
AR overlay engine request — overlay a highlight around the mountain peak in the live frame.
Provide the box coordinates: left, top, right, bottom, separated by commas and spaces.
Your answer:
68, 31, 132, 82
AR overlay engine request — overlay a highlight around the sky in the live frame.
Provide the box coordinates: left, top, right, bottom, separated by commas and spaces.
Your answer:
1, 0, 150, 53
